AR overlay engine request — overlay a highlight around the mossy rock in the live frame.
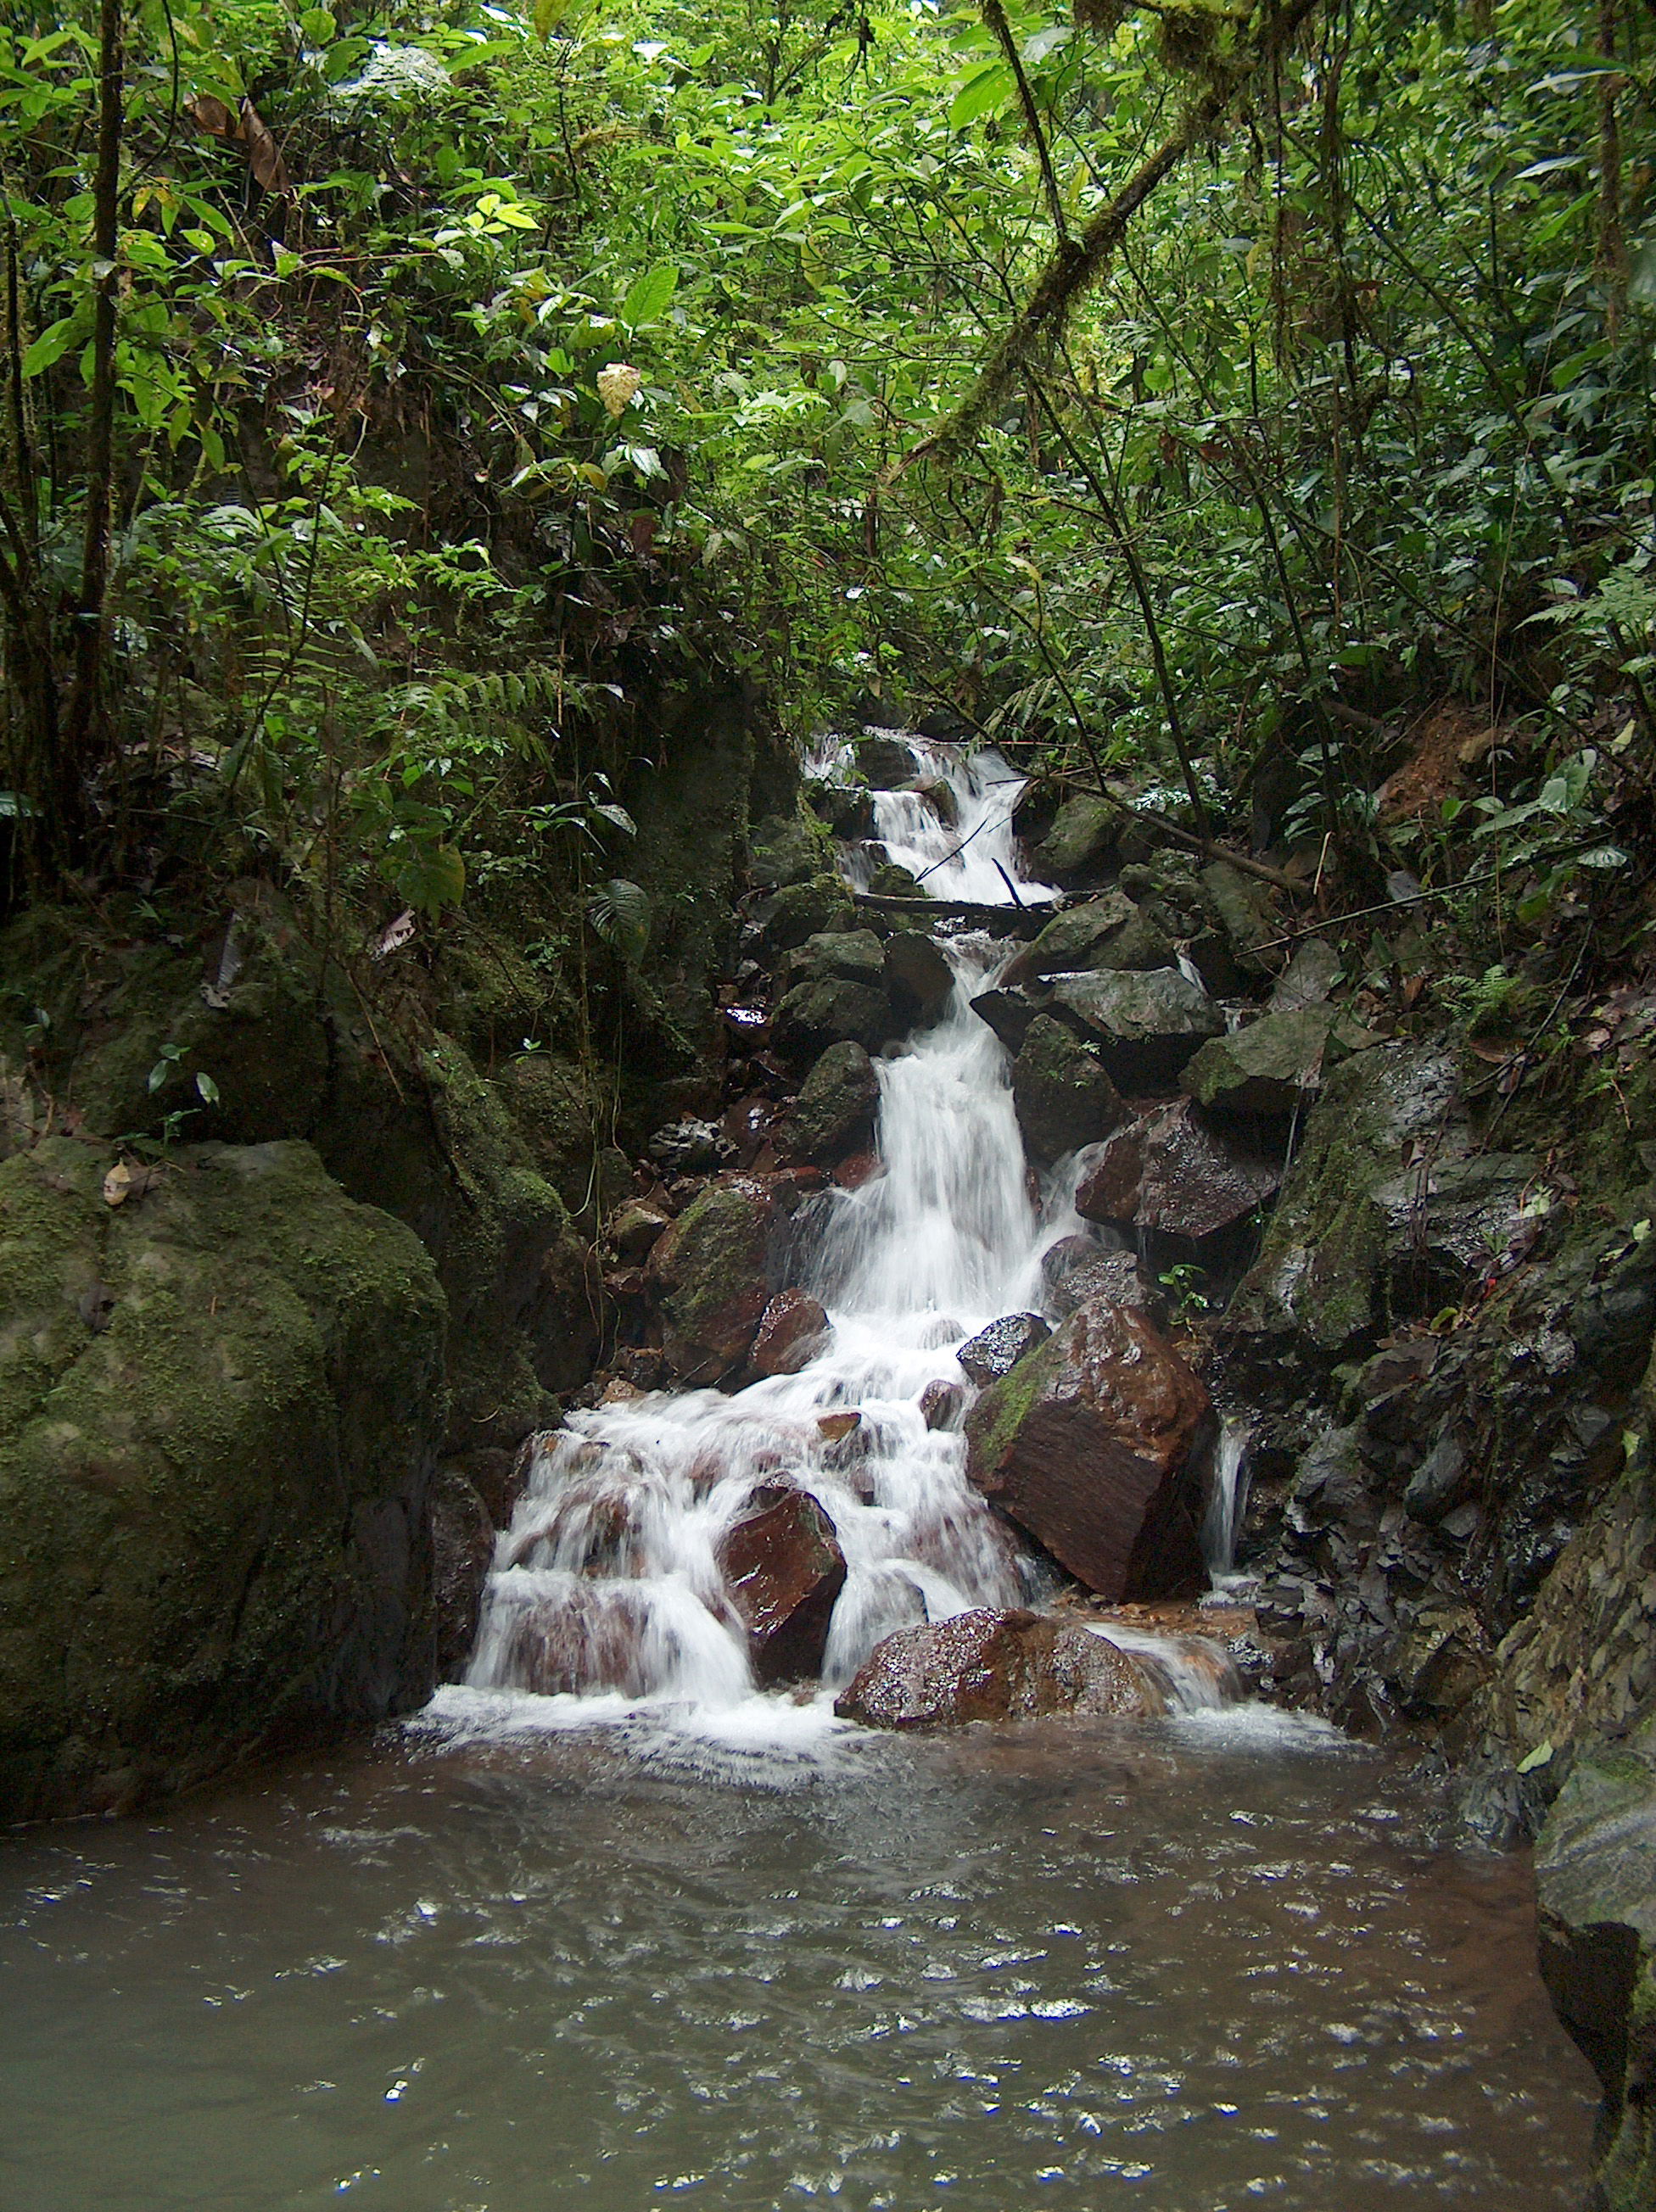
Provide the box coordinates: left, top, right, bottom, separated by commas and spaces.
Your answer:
789, 1041, 881, 1165
1037, 795, 1118, 883
1010, 1014, 1127, 1165
1181, 1008, 1336, 1120
0, 1137, 446, 1820
646, 1176, 801, 1382
756, 874, 857, 955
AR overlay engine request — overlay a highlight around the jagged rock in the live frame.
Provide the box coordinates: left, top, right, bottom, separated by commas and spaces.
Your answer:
605, 1198, 674, 1261
1045, 1247, 1166, 1324
808, 779, 876, 840
883, 930, 955, 1024
789, 1040, 881, 1166
1536, 1722, 1656, 2210
756, 874, 856, 955
751, 1289, 831, 1377
1074, 1099, 1280, 1242
1047, 967, 1225, 1089
969, 985, 1040, 1054
1199, 859, 1279, 970
646, 1175, 802, 1384
647, 1118, 733, 1175
780, 925, 887, 991
834, 1607, 1155, 1728
1037, 795, 1118, 883
771, 975, 894, 1066
965, 1303, 1211, 1601
0, 1137, 446, 1822
920, 1379, 965, 1431
958, 1312, 1052, 1382
817, 1411, 861, 1443
859, 734, 921, 787
1269, 936, 1343, 1012
1011, 1014, 1127, 1165
718, 1489, 848, 1683
867, 860, 925, 898
432, 1471, 495, 1679
1181, 1009, 1335, 1120
913, 776, 959, 829
1004, 892, 1174, 986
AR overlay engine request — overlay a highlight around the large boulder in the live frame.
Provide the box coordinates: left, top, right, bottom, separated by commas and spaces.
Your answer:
835, 1607, 1155, 1728
1181, 1008, 1336, 1120
788, 1041, 881, 1166
1043, 1246, 1166, 1324
771, 935, 894, 1064
718, 1488, 848, 1683
965, 1304, 1212, 1600
1535, 1723, 1656, 2210
1036, 795, 1118, 884
755, 874, 856, 956
646, 1175, 802, 1383
750, 1288, 831, 1377
859, 733, 921, 787
968, 985, 1040, 1054
1047, 968, 1225, 1089
1074, 1099, 1281, 1242
1011, 1015, 1127, 1165
883, 931, 955, 1025
0, 1137, 446, 1821
1003, 892, 1174, 986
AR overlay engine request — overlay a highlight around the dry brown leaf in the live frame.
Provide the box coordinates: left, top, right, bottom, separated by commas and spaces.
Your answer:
372, 908, 417, 961
103, 1161, 133, 1206
238, 99, 291, 196
186, 92, 239, 140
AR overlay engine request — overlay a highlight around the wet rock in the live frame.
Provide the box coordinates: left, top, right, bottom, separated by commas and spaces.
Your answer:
913, 777, 959, 829
1536, 1721, 1656, 2209
965, 1303, 1212, 1601
788, 1040, 881, 1166
808, 779, 876, 840
835, 1607, 1156, 1728
1198, 859, 1279, 971
606, 1197, 674, 1262
969, 985, 1040, 1054
771, 975, 894, 1067
647, 1119, 733, 1176
859, 734, 921, 787
748, 810, 836, 891
1002, 891, 1172, 986
1269, 937, 1343, 1012
958, 1312, 1052, 1383
834, 1151, 886, 1191
1037, 795, 1119, 884
1047, 968, 1225, 1089
817, 1410, 862, 1444
718, 1489, 848, 1684
780, 926, 887, 991
920, 1379, 965, 1431
1045, 1248, 1167, 1325
883, 931, 955, 1024
1181, 1009, 1335, 1121
755, 874, 856, 956
502, 1583, 652, 1697
1011, 1015, 1127, 1165
1402, 1428, 1472, 1525
867, 860, 925, 898
1074, 1099, 1280, 1242
432, 1469, 495, 1680
646, 1175, 803, 1384
751, 1289, 831, 1377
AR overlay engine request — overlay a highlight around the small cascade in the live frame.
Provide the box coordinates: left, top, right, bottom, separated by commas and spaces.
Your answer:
1202, 1419, 1254, 1582
456, 735, 1252, 1743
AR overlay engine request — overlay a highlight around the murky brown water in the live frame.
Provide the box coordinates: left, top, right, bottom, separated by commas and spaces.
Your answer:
0, 1707, 1595, 2211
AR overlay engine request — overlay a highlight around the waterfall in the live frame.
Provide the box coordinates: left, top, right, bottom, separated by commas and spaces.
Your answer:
446, 739, 1240, 1747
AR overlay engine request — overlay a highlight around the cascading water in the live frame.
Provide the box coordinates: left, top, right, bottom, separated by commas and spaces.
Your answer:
446, 739, 1237, 1749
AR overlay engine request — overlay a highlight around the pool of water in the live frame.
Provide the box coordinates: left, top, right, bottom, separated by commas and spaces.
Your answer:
0, 1706, 1595, 2212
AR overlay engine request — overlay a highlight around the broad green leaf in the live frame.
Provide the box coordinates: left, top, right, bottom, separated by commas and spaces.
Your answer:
21, 317, 78, 377
949, 63, 1013, 131
619, 262, 678, 330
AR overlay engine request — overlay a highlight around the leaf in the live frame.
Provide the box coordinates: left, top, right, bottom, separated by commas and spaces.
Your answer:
372, 908, 418, 959
590, 802, 636, 836
619, 262, 677, 331
1515, 1740, 1553, 1774
21, 317, 79, 377
391, 841, 466, 919
533, 0, 569, 39
186, 92, 239, 139
586, 877, 652, 965
194, 1071, 220, 1105
103, 1161, 134, 1207
239, 99, 290, 195
949, 63, 1013, 130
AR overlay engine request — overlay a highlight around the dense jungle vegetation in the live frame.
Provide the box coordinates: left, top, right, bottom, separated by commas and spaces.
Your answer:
2, 0, 1653, 1040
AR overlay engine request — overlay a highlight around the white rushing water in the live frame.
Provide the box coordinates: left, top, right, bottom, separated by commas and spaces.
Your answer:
437, 739, 1237, 1757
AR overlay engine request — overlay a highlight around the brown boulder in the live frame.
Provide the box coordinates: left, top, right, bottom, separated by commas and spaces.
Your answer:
965, 1304, 1212, 1601
750, 1288, 831, 1377
834, 1607, 1157, 1729
717, 1488, 848, 1684
1074, 1099, 1279, 1242
645, 1175, 803, 1384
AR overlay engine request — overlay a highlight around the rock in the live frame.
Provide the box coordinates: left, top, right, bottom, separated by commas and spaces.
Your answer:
771, 975, 894, 1067
1536, 1722, 1656, 2209
756, 874, 856, 956
751, 1289, 831, 1377
718, 1489, 848, 1683
780, 926, 887, 991
1047, 968, 1225, 1089
1037, 795, 1118, 883
1045, 1248, 1166, 1324
965, 1303, 1212, 1601
1010, 1015, 1127, 1165
817, 1411, 862, 1443
834, 1607, 1156, 1728
859, 734, 921, 787
883, 931, 955, 1024
913, 776, 959, 829
647, 1118, 732, 1175
646, 1175, 802, 1383
606, 1198, 674, 1262
920, 1379, 965, 1431
432, 1470, 495, 1680
1004, 892, 1174, 986
1269, 936, 1343, 1012
867, 860, 924, 898
748, 809, 836, 891
1181, 1008, 1335, 1120
808, 779, 876, 840
1074, 1099, 1281, 1242
1199, 859, 1279, 970
788, 1041, 881, 1166
834, 1151, 886, 1191
958, 1312, 1052, 1382
968, 985, 1041, 1054
0, 1137, 446, 1822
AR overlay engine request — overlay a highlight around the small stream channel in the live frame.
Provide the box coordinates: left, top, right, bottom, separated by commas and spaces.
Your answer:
0, 740, 1602, 2206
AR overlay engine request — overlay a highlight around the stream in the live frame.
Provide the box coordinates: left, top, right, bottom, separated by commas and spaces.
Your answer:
0, 741, 1600, 2208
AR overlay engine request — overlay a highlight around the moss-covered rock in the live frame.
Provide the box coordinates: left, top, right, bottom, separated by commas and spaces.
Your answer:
1010, 1014, 1127, 1165
1182, 1008, 1336, 1120
787, 1041, 881, 1166
1004, 892, 1172, 986
1036, 795, 1118, 883
0, 1137, 446, 1820
645, 1174, 803, 1383
755, 874, 857, 955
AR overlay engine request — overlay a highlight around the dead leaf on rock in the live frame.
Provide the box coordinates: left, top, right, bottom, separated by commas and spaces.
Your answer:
103, 1159, 164, 1208
372, 908, 417, 961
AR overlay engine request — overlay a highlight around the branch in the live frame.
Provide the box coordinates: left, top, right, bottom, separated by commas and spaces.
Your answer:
982, 0, 1070, 245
